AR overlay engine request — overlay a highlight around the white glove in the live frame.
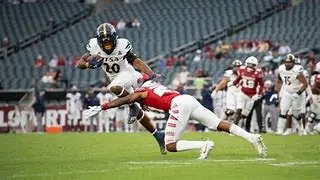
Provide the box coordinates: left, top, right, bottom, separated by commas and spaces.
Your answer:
251, 94, 261, 101
211, 91, 217, 98
84, 106, 102, 118
292, 93, 300, 99
270, 94, 278, 102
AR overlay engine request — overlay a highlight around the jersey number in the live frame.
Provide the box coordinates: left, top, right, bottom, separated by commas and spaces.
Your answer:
104, 63, 120, 73
242, 79, 255, 88
284, 76, 291, 85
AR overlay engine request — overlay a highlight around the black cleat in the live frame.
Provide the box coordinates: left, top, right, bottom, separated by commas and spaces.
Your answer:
128, 103, 139, 124
154, 131, 167, 155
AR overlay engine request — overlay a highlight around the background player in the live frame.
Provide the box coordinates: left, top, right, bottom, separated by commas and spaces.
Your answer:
77, 23, 165, 154
84, 79, 267, 159
232, 56, 264, 127
275, 54, 308, 135
311, 62, 320, 133
211, 59, 242, 120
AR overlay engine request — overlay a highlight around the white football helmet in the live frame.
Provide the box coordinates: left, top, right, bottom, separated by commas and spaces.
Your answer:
245, 56, 258, 68
316, 62, 320, 73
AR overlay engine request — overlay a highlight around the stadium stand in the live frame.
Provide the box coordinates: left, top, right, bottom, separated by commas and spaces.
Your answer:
1, 0, 287, 89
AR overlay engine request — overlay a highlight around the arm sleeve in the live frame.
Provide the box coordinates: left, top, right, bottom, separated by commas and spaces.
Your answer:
124, 51, 139, 65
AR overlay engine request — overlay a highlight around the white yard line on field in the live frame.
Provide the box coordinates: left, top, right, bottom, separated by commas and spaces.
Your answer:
126, 158, 276, 165
270, 161, 320, 167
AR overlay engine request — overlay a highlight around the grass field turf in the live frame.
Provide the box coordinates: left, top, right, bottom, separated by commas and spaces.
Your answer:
0, 132, 320, 180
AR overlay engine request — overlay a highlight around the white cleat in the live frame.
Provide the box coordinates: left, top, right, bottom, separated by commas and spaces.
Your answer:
251, 134, 267, 158
198, 140, 214, 160
283, 128, 293, 136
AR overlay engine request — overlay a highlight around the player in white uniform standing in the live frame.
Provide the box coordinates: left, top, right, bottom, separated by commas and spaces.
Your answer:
66, 86, 83, 132
275, 54, 308, 135
96, 86, 114, 133
211, 59, 242, 119
77, 23, 165, 154
310, 62, 320, 133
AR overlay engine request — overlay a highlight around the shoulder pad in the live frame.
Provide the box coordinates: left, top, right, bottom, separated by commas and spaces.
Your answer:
223, 69, 233, 77
294, 65, 304, 73
116, 38, 132, 53
86, 38, 101, 55
278, 64, 285, 71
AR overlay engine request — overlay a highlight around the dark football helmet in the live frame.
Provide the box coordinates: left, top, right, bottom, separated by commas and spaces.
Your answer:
96, 23, 118, 54
283, 54, 295, 70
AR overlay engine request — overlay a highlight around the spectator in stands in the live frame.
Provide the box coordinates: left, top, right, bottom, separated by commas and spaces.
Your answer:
41, 70, 54, 85
171, 73, 180, 89
178, 66, 190, 85
34, 54, 45, 68
251, 41, 259, 52
116, 19, 126, 30
193, 70, 207, 98
2, 37, 9, 48
1, 36, 9, 59
131, 18, 141, 28
71, 56, 81, 67
258, 41, 269, 52
49, 54, 58, 68
176, 83, 188, 94
32, 80, 46, 133
176, 55, 187, 66
193, 50, 202, 62
166, 55, 175, 68
57, 56, 66, 66
278, 43, 291, 55
215, 40, 230, 58
157, 56, 165, 72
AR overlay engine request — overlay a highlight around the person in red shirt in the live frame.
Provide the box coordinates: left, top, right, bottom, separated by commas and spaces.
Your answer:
232, 56, 264, 126
84, 79, 267, 159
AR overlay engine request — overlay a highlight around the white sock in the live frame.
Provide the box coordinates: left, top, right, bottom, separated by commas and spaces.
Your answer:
277, 117, 286, 133
176, 140, 206, 151
229, 124, 253, 143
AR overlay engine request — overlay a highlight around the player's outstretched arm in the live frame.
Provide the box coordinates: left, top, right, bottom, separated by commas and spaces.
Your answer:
101, 91, 147, 110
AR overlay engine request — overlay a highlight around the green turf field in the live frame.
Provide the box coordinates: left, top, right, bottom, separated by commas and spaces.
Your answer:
0, 132, 320, 180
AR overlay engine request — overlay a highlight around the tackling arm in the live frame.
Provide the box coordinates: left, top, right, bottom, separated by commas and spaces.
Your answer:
101, 91, 147, 110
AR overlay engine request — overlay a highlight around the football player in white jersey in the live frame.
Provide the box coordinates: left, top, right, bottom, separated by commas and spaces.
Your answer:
275, 54, 308, 135
66, 86, 82, 132
310, 62, 320, 133
77, 23, 165, 154
96, 86, 114, 133
211, 59, 242, 119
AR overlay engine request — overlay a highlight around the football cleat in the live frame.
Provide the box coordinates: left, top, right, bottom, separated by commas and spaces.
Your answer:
154, 131, 167, 155
198, 140, 214, 160
128, 103, 139, 124
251, 134, 267, 158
